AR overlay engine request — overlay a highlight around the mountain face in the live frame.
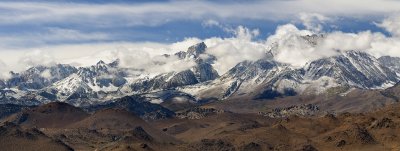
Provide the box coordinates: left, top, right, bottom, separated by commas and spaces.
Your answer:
76, 59, 128, 88
175, 42, 209, 59
38, 60, 129, 106
378, 56, 400, 74
304, 51, 398, 88
1, 40, 400, 107
179, 59, 303, 100
220, 59, 298, 98
181, 50, 399, 100
0, 80, 6, 89
84, 95, 176, 120
7, 64, 77, 90
126, 42, 219, 94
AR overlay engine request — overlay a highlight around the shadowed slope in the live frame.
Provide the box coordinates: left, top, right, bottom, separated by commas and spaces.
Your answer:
0, 122, 73, 151
4, 102, 89, 128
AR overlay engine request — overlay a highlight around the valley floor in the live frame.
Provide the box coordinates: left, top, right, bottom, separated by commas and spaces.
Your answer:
1, 101, 400, 151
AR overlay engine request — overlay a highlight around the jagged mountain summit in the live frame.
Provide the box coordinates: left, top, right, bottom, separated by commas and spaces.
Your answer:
180, 50, 399, 101
127, 42, 219, 93
7, 64, 78, 90
304, 51, 397, 89
0, 42, 220, 106
0, 39, 400, 107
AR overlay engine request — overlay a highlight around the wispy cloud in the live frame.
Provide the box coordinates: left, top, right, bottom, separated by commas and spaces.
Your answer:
0, 0, 399, 26
298, 13, 331, 32
376, 13, 400, 37
0, 28, 110, 49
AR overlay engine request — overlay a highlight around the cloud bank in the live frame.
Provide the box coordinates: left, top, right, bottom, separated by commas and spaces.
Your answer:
1, 2, 400, 79
0, 25, 266, 77
266, 13, 400, 68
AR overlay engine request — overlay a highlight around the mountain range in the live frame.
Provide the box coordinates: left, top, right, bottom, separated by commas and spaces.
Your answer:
1, 35, 400, 110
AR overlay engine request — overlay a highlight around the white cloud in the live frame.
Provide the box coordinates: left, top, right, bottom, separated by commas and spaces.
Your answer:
0, 59, 10, 80
202, 19, 221, 27
40, 69, 52, 79
231, 26, 260, 41
321, 31, 376, 52
0, 41, 202, 76
45, 28, 109, 42
266, 13, 400, 67
19, 49, 56, 69
266, 23, 385, 67
377, 13, 400, 37
105, 47, 197, 75
266, 24, 315, 67
205, 26, 266, 73
169, 37, 202, 51
0, 25, 266, 76
299, 13, 331, 32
